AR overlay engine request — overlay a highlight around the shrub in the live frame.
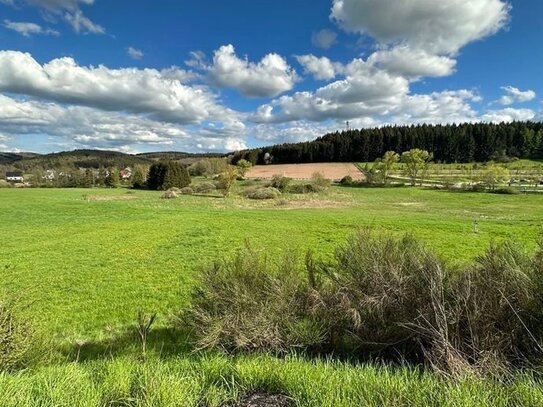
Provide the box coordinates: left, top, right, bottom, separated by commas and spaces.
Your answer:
339, 175, 353, 186
0, 301, 35, 372
180, 187, 194, 195
180, 247, 323, 353
317, 229, 452, 360
181, 231, 543, 376
492, 187, 520, 195
247, 187, 281, 200
188, 159, 213, 177
194, 182, 216, 194
289, 183, 324, 194
161, 190, 178, 199
269, 175, 292, 192
310, 172, 331, 190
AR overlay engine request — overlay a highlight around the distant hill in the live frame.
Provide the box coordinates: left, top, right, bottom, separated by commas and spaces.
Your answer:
0, 149, 225, 173
0, 152, 42, 165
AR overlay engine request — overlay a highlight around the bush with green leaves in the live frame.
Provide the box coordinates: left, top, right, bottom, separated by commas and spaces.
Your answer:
339, 175, 353, 185
180, 187, 194, 195
269, 175, 292, 192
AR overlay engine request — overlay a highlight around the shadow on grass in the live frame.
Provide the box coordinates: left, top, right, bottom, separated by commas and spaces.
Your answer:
61, 326, 195, 362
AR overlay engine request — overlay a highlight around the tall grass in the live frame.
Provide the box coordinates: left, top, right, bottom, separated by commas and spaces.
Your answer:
1, 354, 543, 406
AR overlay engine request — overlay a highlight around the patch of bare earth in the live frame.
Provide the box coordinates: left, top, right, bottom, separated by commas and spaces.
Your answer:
246, 163, 365, 182
85, 195, 138, 202
221, 392, 292, 407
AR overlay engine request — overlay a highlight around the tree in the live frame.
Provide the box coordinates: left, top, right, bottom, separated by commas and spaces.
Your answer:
374, 151, 399, 185
216, 166, 238, 197
480, 165, 510, 190
105, 168, 120, 188
236, 159, 252, 178
147, 161, 190, 190
132, 166, 147, 189
401, 149, 433, 186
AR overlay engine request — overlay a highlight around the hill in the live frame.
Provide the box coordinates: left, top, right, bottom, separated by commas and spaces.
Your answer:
0, 149, 224, 173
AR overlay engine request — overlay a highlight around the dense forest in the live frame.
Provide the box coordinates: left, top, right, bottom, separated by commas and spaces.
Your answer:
232, 122, 543, 165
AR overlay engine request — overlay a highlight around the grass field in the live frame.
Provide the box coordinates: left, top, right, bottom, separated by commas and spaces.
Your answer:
2, 185, 543, 405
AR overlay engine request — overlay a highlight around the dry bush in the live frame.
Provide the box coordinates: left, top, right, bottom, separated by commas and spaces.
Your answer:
247, 187, 281, 200
180, 247, 326, 353
161, 190, 178, 199
455, 242, 540, 370
194, 182, 217, 194
181, 230, 543, 376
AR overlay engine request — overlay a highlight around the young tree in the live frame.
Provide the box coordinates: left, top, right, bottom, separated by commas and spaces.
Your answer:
401, 149, 433, 186
216, 165, 238, 197
374, 151, 400, 185
236, 159, 252, 178
480, 165, 510, 190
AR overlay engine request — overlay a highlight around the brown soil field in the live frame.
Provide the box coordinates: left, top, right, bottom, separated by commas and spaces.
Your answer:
245, 163, 365, 181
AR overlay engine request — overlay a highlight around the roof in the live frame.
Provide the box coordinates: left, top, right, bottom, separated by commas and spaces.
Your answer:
6, 172, 23, 177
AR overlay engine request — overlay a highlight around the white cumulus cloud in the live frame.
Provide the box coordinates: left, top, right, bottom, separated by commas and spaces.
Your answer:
295, 55, 343, 81
331, 0, 510, 55
498, 86, 536, 105
0, 50, 235, 125
207, 44, 298, 98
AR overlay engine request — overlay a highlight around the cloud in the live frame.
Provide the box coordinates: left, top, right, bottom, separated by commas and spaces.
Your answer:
207, 44, 298, 98
295, 55, 343, 81
127, 47, 144, 60
296, 55, 343, 80
0, 50, 236, 125
251, 54, 480, 126
311, 29, 338, 49
367, 46, 456, 79
481, 107, 536, 123
331, 0, 510, 54
0, 93, 247, 153
63, 9, 104, 34
3, 20, 59, 36
498, 86, 536, 105
3, 0, 104, 34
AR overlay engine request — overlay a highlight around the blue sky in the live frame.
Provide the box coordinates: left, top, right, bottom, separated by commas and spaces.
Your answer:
0, 0, 541, 153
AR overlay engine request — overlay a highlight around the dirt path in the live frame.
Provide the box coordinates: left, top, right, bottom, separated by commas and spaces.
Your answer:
246, 163, 365, 182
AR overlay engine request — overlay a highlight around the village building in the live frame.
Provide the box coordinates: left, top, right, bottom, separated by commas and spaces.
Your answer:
5, 171, 24, 182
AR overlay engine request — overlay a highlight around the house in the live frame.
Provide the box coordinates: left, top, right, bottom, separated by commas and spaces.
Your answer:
120, 167, 132, 180
6, 171, 24, 183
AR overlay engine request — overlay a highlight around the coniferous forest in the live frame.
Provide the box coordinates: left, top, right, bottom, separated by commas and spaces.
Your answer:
233, 122, 543, 165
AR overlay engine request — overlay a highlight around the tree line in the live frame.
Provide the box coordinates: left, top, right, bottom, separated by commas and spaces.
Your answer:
232, 122, 543, 165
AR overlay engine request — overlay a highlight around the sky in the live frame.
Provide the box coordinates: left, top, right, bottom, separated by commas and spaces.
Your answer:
0, 0, 541, 154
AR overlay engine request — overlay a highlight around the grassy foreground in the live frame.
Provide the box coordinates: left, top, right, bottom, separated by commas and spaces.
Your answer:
2, 186, 543, 405
1, 354, 543, 407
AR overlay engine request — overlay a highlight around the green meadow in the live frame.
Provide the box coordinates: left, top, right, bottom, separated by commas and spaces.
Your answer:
2, 185, 543, 406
